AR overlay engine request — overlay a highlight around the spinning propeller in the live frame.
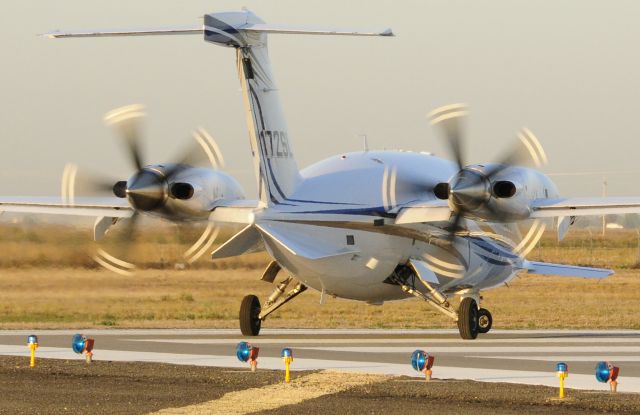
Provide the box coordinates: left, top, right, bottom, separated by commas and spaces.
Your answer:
428, 103, 548, 239
61, 104, 226, 275
388, 104, 550, 278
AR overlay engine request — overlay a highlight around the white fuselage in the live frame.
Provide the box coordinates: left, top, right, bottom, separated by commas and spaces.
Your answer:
255, 150, 555, 302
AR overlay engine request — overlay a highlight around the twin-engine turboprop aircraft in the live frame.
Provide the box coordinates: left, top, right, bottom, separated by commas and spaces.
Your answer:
4, 10, 640, 339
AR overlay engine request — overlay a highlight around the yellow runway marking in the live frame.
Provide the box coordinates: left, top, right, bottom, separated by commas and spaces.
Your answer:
150, 371, 389, 415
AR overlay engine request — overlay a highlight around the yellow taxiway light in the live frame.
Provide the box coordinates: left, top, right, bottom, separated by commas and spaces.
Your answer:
556, 362, 568, 399
281, 348, 293, 383
27, 335, 38, 368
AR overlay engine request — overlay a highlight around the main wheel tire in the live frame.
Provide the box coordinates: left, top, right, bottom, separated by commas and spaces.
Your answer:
239, 294, 261, 336
477, 308, 492, 334
457, 297, 479, 340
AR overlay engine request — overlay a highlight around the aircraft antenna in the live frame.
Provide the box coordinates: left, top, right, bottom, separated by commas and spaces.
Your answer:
360, 134, 369, 152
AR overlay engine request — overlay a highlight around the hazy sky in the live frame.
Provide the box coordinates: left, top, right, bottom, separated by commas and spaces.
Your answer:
1, 0, 640, 198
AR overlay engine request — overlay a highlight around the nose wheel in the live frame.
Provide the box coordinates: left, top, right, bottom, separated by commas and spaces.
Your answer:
239, 295, 262, 336
238, 276, 308, 337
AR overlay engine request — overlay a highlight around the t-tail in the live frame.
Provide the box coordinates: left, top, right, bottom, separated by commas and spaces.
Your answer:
45, 10, 393, 206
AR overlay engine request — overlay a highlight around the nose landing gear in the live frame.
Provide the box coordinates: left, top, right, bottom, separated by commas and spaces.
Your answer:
239, 275, 307, 336
239, 295, 262, 336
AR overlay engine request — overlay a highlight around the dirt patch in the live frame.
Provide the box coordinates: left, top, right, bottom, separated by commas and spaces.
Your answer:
0, 356, 294, 415
255, 377, 640, 415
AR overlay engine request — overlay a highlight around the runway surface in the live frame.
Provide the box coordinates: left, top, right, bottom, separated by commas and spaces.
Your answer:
1, 329, 638, 392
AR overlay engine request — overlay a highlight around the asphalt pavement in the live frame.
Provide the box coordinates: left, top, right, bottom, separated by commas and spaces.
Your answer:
1, 328, 638, 392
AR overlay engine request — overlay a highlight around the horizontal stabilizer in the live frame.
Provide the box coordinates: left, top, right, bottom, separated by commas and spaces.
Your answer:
257, 221, 358, 260
43, 25, 203, 38
211, 225, 263, 259
524, 261, 613, 279
44, 24, 392, 39
244, 23, 393, 37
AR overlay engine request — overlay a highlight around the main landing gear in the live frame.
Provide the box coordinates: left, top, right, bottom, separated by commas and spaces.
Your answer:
457, 297, 493, 339
239, 274, 307, 336
391, 266, 492, 340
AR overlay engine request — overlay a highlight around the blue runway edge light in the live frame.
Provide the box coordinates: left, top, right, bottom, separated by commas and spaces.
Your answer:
71, 334, 86, 354
236, 341, 251, 362
411, 350, 427, 372
595, 361, 611, 383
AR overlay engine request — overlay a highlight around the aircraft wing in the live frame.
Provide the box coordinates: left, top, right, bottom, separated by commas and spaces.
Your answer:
530, 197, 640, 218
0, 197, 133, 218
394, 196, 640, 225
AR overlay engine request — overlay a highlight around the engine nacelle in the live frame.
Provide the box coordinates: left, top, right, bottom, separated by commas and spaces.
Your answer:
125, 164, 245, 221
437, 164, 558, 222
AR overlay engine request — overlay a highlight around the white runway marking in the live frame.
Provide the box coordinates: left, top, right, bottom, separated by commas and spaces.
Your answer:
1, 328, 638, 336
472, 355, 640, 362
0, 344, 636, 392
1, 329, 639, 392
293, 346, 640, 353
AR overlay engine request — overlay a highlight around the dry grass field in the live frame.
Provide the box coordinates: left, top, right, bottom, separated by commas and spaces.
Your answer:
1, 223, 640, 330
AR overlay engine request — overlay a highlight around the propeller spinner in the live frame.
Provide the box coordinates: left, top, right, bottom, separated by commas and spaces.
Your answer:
428, 104, 549, 237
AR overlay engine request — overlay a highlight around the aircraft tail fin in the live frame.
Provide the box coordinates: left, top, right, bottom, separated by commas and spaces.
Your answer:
202, 11, 392, 206
45, 10, 393, 206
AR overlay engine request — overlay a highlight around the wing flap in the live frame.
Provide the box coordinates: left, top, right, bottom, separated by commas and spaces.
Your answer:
395, 201, 452, 224
209, 199, 260, 224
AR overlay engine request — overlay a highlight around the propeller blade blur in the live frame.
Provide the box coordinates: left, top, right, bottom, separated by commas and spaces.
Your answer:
104, 104, 146, 171
428, 103, 468, 170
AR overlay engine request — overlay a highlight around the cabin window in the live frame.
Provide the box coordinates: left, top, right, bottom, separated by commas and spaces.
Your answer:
346, 235, 355, 245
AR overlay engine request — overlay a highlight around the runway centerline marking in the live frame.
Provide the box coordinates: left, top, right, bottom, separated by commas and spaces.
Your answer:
124, 337, 640, 345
